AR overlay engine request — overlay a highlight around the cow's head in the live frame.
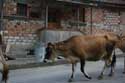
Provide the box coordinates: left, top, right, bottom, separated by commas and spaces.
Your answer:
115, 33, 125, 50
104, 32, 123, 46
48, 42, 66, 62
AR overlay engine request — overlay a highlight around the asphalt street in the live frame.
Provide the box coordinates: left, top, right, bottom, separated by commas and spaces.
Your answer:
1, 57, 125, 83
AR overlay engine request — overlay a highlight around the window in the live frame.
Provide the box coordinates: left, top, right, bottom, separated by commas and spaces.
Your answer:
48, 9, 61, 22
81, 8, 85, 22
17, 3, 27, 16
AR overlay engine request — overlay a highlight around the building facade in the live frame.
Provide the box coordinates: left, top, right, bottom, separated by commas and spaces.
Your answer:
0, 0, 125, 57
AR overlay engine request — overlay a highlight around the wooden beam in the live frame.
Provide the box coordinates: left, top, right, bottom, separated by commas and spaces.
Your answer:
0, 0, 4, 31
45, 5, 48, 28
77, 7, 80, 29
90, 7, 93, 34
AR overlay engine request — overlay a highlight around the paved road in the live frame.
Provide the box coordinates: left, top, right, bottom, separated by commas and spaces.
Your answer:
2, 57, 125, 83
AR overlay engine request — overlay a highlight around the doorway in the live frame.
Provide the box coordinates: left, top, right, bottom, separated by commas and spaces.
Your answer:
48, 8, 62, 29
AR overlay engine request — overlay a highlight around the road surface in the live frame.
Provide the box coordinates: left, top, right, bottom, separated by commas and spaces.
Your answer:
1, 57, 125, 83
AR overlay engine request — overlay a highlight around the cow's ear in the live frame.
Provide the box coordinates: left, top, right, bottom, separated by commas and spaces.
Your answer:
104, 35, 108, 40
49, 43, 54, 48
51, 43, 55, 47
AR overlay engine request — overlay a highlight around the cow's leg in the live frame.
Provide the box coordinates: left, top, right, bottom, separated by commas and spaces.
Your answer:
98, 62, 106, 79
80, 59, 92, 79
123, 55, 125, 74
109, 52, 116, 76
68, 63, 77, 82
109, 65, 115, 77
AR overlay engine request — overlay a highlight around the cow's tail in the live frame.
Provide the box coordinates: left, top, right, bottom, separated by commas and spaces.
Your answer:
111, 49, 116, 68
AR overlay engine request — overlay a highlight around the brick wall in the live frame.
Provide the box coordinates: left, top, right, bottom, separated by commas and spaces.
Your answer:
3, 19, 45, 46
85, 8, 104, 23
85, 7, 125, 34
121, 11, 125, 25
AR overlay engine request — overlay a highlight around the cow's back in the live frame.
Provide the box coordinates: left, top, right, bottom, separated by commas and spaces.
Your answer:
65, 35, 108, 60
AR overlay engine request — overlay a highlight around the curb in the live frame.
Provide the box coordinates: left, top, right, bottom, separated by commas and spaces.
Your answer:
8, 60, 67, 70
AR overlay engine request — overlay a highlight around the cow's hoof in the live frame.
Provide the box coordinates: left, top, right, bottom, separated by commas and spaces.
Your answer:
85, 75, 92, 80
98, 75, 103, 80
87, 76, 92, 80
108, 73, 114, 77
123, 71, 125, 74
68, 78, 73, 82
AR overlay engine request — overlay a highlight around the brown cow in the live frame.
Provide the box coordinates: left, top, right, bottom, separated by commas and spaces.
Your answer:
116, 35, 125, 73
50, 35, 119, 82
80, 28, 125, 74
92, 32, 125, 74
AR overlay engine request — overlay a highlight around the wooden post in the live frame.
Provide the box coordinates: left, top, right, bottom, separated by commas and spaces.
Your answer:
45, 5, 48, 29
44, 4, 49, 44
0, 0, 4, 31
77, 7, 80, 29
90, 7, 93, 34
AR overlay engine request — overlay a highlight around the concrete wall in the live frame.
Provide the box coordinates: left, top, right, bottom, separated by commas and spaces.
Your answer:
39, 30, 83, 43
